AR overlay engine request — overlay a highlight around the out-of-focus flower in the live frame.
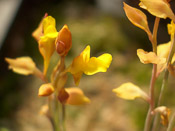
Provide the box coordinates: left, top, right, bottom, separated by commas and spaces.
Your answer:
153, 106, 171, 126
68, 45, 112, 85
38, 16, 58, 76
65, 87, 90, 105
139, 0, 175, 21
56, 25, 72, 56
5, 57, 37, 75
123, 2, 151, 35
38, 83, 55, 96
113, 82, 149, 102
137, 49, 166, 64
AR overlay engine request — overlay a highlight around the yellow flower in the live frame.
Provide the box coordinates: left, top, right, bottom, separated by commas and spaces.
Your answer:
38, 16, 58, 76
113, 82, 149, 101
5, 57, 37, 75
137, 49, 166, 64
139, 0, 175, 21
156, 41, 175, 76
68, 45, 112, 85
154, 106, 171, 126
32, 13, 48, 41
55, 24, 72, 56
65, 87, 90, 105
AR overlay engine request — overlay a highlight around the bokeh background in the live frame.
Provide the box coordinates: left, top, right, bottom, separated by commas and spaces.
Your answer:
0, 0, 175, 131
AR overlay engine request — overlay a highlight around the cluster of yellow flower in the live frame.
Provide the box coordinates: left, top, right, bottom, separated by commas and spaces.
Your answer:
5, 13, 112, 130
113, 0, 175, 131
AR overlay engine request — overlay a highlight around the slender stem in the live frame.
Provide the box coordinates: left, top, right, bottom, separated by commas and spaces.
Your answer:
167, 113, 175, 131
61, 104, 66, 131
144, 17, 160, 131
153, 33, 175, 131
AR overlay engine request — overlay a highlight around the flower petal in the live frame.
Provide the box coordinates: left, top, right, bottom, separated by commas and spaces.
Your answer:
5, 57, 36, 75
56, 25, 72, 56
137, 49, 166, 64
154, 106, 171, 126
123, 2, 151, 35
65, 87, 90, 105
38, 83, 54, 96
113, 82, 149, 101
139, 0, 175, 20
84, 53, 112, 75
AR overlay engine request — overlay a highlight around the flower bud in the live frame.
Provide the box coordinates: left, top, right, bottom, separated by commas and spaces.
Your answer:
58, 88, 69, 104
56, 25, 72, 56
56, 41, 66, 56
38, 83, 54, 96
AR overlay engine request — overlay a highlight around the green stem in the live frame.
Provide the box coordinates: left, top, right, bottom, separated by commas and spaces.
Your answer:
152, 33, 175, 131
167, 113, 175, 131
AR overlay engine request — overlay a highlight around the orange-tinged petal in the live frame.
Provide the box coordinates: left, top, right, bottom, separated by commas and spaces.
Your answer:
38, 83, 54, 96
32, 21, 43, 41
72, 73, 83, 86
154, 106, 171, 126
137, 49, 166, 64
65, 87, 90, 105
168, 20, 175, 36
56, 25, 72, 56
5, 57, 36, 75
123, 2, 151, 35
113, 82, 149, 101
139, 0, 175, 21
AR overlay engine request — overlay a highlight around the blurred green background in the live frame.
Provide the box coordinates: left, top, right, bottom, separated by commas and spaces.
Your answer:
0, 0, 175, 131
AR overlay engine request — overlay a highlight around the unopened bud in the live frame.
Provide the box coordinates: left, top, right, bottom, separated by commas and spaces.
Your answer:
56, 41, 66, 56
38, 83, 54, 96
55, 24, 72, 56
58, 88, 69, 104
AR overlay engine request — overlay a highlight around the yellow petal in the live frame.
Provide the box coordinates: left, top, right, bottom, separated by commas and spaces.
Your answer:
137, 49, 166, 64
167, 20, 175, 35
123, 2, 151, 35
43, 16, 57, 35
84, 53, 112, 75
38, 83, 54, 96
5, 57, 36, 75
69, 45, 90, 75
40, 104, 49, 115
154, 106, 171, 126
140, 0, 175, 21
68, 45, 112, 85
65, 87, 90, 105
39, 36, 56, 75
112, 82, 149, 101
56, 25, 72, 56
157, 41, 171, 58
32, 20, 43, 41
72, 73, 83, 86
